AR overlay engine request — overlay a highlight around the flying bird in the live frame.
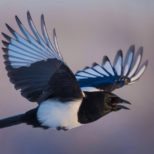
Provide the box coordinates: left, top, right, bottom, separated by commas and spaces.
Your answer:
0, 12, 148, 130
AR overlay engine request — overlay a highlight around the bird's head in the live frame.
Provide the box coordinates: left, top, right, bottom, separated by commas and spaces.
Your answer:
103, 92, 131, 111
78, 91, 131, 124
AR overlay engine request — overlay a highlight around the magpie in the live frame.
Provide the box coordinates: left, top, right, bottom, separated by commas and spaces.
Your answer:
0, 12, 148, 131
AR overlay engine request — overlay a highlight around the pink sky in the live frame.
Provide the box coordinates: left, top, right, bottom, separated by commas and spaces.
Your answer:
0, 0, 154, 154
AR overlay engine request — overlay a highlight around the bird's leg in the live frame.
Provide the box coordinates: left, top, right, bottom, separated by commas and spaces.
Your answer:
56, 126, 68, 131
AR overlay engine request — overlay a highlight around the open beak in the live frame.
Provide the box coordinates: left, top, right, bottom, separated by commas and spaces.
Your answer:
116, 105, 130, 110
121, 99, 131, 105
117, 99, 131, 110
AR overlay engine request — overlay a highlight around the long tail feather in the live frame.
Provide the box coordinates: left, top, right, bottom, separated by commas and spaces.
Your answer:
0, 114, 25, 128
0, 108, 42, 129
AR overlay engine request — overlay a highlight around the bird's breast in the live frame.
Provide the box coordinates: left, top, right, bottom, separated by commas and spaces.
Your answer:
37, 98, 82, 130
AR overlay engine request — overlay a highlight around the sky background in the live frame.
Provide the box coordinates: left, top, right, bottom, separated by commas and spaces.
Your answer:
0, 0, 154, 154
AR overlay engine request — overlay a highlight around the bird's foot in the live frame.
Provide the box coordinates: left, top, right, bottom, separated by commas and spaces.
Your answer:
56, 126, 68, 131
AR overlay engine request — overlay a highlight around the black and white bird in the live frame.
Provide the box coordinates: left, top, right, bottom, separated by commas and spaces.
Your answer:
0, 12, 148, 131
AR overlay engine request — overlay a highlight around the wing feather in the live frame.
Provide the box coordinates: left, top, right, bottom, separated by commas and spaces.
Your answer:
76, 45, 148, 91
128, 47, 143, 78
113, 50, 123, 76
130, 60, 148, 82
2, 12, 82, 103
15, 15, 52, 57
123, 45, 134, 76
102, 56, 115, 76
53, 28, 62, 57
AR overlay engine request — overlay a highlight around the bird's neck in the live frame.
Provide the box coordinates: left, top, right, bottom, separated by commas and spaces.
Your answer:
78, 91, 111, 124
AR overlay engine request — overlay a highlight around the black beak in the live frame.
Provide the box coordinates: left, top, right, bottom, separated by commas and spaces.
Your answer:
117, 99, 131, 110
122, 99, 131, 105
116, 105, 130, 110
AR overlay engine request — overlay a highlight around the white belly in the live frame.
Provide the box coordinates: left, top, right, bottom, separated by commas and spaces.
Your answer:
37, 99, 82, 130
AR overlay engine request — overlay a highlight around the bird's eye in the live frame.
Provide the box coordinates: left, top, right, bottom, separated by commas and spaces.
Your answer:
107, 97, 112, 103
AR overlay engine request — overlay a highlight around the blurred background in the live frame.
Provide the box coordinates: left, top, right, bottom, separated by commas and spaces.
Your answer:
0, 0, 154, 154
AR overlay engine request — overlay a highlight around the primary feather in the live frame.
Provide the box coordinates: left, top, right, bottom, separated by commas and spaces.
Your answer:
76, 45, 148, 91
2, 12, 83, 103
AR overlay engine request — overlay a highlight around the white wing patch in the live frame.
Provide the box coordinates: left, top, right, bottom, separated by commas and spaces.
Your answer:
113, 50, 123, 76
75, 63, 110, 81
128, 47, 143, 78
102, 56, 115, 76
76, 71, 96, 78
123, 47, 134, 76
81, 87, 100, 92
75, 45, 148, 90
84, 67, 103, 77
93, 64, 109, 76
130, 61, 148, 82
113, 46, 148, 82
2, 11, 63, 69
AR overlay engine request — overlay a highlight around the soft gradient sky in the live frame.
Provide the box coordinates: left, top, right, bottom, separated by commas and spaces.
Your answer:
0, 0, 154, 154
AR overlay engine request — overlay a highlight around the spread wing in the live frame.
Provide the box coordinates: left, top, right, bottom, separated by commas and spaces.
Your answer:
75, 45, 148, 91
2, 11, 83, 103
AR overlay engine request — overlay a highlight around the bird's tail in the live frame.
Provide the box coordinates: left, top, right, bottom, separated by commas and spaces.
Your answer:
0, 108, 40, 129
0, 114, 25, 128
